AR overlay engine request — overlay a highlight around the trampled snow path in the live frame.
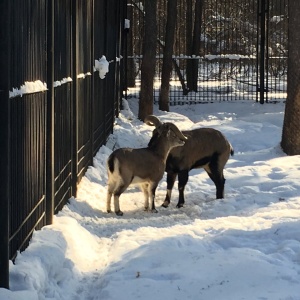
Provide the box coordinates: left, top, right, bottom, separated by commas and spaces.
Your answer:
3, 99, 300, 300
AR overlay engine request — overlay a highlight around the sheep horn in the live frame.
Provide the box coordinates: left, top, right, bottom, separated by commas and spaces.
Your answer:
144, 115, 163, 128
166, 123, 188, 141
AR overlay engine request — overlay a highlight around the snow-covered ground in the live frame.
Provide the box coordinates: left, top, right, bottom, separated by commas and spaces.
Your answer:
1, 98, 300, 300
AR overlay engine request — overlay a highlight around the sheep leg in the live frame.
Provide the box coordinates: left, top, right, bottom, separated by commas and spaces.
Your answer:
142, 184, 150, 211
208, 172, 225, 199
214, 151, 229, 199
162, 172, 177, 208
113, 184, 127, 216
106, 181, 116, 213
149, 185, 158, 213
215, 175, 225, 199
106, 191, 113, 213
176, 170, 189, 208
113, 194, 123, 216
205, 164, 225, 199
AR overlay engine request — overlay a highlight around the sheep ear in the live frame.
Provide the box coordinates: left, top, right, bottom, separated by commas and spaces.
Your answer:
166, 123, 187, 141
156, 124, 165, 135
166, 129, 171, 138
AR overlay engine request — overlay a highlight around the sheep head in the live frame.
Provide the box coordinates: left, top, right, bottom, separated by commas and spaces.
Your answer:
145, 115, 187, 146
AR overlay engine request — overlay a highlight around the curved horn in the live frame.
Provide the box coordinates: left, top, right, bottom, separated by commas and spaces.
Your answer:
144, 115, 163, 128
166, 123, 188, 141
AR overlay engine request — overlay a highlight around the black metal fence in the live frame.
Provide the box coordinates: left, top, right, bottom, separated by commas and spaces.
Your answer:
0, 0, 127, 288
127, 0, 288, 104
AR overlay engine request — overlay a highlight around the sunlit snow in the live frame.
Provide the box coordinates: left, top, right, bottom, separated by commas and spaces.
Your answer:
1, 98, 300, 300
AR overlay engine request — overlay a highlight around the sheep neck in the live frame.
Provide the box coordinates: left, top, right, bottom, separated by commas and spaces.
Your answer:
148, 137, 173, 163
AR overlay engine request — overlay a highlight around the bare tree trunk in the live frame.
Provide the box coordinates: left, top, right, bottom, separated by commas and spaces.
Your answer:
159, 0, 177, 112
186, 0, 193, 93
281, 0, 300, 155
156, 38, 189, 94
132, 2, 187, 94
186, 0, 203, 92
139, 0, 157, 121
186, 0, 193, 55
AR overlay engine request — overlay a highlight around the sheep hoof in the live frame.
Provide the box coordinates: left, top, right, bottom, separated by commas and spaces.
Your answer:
107, 209, 112, 213
161, 201, 170, 208
151, 208, 158, 213
176, 203, 184, 208
115, 210, 124, 216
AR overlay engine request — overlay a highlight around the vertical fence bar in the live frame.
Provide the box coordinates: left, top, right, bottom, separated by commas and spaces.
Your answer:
0, 0, 10, 289
123, 0, 128, 99
265, 0, 270, 103
121, 0, 128, 100
115, 0, 121, 115
256, 0, 260, 103
91, 0, 95, 161
259, 0, 266, 104
46, 0, 55, 225
72, 0, 79, 194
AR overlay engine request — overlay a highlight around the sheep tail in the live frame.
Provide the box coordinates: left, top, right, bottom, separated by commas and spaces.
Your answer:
230, 144, 234, 156
107, 153, 116, 174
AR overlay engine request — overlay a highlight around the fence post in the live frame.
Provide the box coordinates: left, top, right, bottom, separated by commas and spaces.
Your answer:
122, 0, 128, 100
72, 0, 78, 195
46, 0, 55, 224
91, 0, 95, 160
259, 0, 267, 104
0, 0, 11, 289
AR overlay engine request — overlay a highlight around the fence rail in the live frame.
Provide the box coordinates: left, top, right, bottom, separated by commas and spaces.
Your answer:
0, 0, 127, 289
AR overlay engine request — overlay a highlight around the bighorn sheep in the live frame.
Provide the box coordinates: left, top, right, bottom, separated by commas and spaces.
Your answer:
147, 115, 234, 208
106, 116, 187, 216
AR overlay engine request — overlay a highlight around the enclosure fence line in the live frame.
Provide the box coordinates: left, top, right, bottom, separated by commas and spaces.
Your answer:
0, 0, 127, 289
127, 0, 288, 104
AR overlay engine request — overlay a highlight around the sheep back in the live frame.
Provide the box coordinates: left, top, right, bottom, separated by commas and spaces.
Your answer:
167, 128, 232, 171
107, 147, 166, 182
